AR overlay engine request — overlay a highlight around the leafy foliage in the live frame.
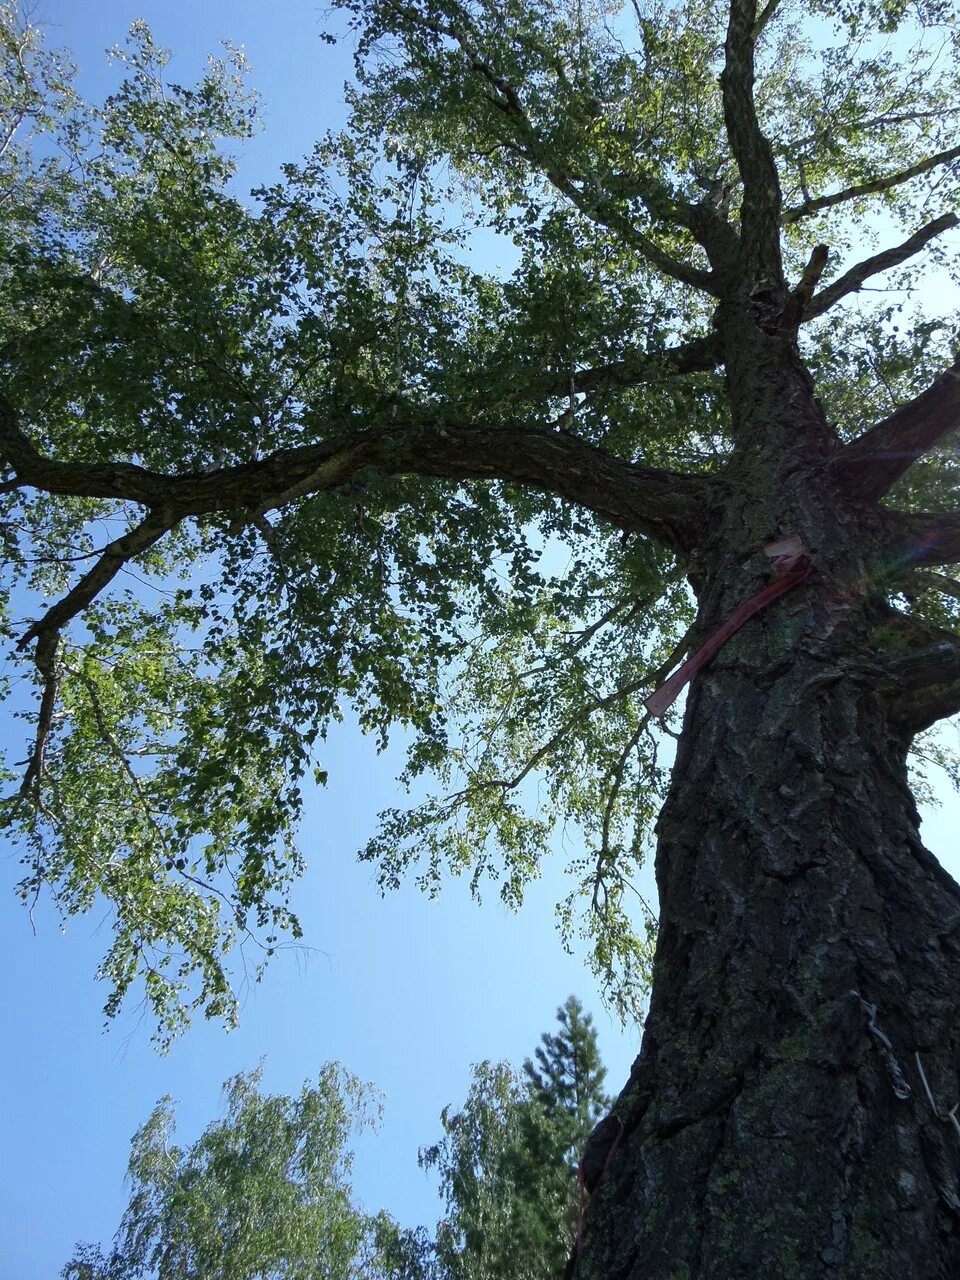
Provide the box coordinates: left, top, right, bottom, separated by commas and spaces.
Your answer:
61, 1064, 380, 1280
60, 1000, 609, 1280
398, 996, 610, 1280
524, 995, 609, 1153
1, 0, 959, 1039
419, 1061, 574, 1280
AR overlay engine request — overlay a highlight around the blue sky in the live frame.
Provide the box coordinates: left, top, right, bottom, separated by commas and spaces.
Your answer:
1, 4, 959, 1277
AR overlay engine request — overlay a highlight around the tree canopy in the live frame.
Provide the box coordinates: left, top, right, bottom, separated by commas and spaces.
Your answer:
63, 998, 607, 1280
62, 1064, 379, 1280
417, 995, 610, 1279
524, 994, 608, 1154
2, 0, 959, 1048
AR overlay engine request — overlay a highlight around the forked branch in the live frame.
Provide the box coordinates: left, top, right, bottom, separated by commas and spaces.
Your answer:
804, 213, 959, 321
4, 389, 719, 795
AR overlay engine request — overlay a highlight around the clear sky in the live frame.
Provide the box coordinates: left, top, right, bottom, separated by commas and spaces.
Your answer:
1, 4, 959, 1278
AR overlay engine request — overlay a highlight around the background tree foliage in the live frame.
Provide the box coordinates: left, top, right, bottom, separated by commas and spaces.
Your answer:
523, 994, 608, 1162
63, 998, 607, 1280
413, 995, 609, 1280
1, 0, 958, 1046
62, 1064, 379, 1280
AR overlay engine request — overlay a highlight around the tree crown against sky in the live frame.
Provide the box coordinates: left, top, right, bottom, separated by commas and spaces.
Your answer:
1, 0, 959, 1046
420, 995, 610, 1280
523, 994, 608, 1138
63, 997, 607, 1280
62, 1063, 379, 1280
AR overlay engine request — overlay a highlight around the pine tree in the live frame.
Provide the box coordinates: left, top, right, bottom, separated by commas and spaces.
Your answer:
524, 996, 609, 1150
413, 998, 609, 1280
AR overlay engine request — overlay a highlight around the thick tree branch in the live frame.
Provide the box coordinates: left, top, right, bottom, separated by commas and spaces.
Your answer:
804, 213, 959, 320
221, 420, 715, 551
752, 0, 783, 37
788, 243, 829, 321
531, 332, 723, 399
1, 330, 723, 517
5, 396, 714, 797
882, 511, 960, 569
1, 394, 716, 551
18, 509, 174, 655
0, 393, 173, 506
784, 142, 960, 223
881, 638, 960, 736
720, 0, 782, 270
832, 352, 960, 500
914, 571, 960, 602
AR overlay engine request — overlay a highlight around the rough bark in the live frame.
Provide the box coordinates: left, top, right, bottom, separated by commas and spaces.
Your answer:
578, 658, 960, 1278
573, 321, 960, 1279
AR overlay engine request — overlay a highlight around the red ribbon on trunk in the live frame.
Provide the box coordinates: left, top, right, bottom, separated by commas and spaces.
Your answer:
645, 536, 812, 718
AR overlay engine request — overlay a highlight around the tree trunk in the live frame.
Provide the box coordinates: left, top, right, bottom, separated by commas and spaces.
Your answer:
575, 334, 960, 1278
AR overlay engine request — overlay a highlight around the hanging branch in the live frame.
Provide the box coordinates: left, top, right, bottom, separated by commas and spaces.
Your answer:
16, 509, 174, 797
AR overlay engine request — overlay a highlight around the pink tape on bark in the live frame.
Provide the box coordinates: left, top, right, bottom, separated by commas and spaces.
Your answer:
644, 537, 812, 718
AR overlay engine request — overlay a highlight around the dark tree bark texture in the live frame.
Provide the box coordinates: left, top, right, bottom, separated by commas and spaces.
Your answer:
574, 323, 960, 1279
